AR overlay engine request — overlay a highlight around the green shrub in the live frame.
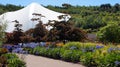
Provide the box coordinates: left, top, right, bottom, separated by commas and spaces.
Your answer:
7, 58, 26, 67
63, 42, 83, 50
23, 48, 33, 54
2, 53, 18, 59
80, 45, 120, 67
49, 48, 61, 59
80, 52, 96, 66
33, 46, 61, 59
61, 50, 72, 62
63, 42, 97, 53
71, 50, 83, 62
2, 53, 26, 67
61, 50, 82, 62
36, 47, 47, 56
97, 23, 120, 43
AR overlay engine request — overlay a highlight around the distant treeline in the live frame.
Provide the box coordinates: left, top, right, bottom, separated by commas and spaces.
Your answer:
0, 4, 23, 14
47, 3, 120, 13
0, 3, 120, 32
46, 3, 120, 32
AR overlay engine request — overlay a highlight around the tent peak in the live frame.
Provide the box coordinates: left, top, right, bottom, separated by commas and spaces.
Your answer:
28, 2, 42, 7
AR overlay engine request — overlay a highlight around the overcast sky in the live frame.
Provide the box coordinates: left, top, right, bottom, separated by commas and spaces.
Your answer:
0, 0, 120, 6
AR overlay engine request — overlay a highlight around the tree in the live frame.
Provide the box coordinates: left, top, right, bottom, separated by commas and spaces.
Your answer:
31, 13, 48, 42
5, 20, 24, 44
62, 3, 72, 9
97, 23, 120, 43
113, 3, 120, 12
33, 21, 48, 42
45, 21, 87, 41
100, 4, 112, 12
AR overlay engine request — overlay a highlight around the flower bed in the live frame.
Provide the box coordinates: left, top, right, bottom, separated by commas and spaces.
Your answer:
3, 42, 120, 67
27, 42, 120, 67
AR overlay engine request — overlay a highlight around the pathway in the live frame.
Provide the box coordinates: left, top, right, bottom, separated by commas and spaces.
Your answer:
18, 54, 85, 67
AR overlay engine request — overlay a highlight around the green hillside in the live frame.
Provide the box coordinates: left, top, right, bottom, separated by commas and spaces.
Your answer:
46, 3, 120, 33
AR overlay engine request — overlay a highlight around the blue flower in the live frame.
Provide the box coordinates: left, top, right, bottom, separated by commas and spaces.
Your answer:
3, 45, 12, 50
96, 45, 104, 49
12, 48, 23, 53
115, 61, 120, 66
107, 47, 119, 53
108, 47, 114, 53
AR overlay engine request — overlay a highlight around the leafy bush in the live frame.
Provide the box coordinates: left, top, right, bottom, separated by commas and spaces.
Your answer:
80, 52, 96, 66
23, 47, 33, 54
60, 50, 72, 62
97, 23, 120, 43
33, 46, 61, 59
81, 43, 97, 52
63, 42, 97, 52
50, 48, 61, 59
2, 53, 26, 67
7, 58, 26, 67
63, 42, 83, 50
80, 45, 120, 67
61, 50, 82, 62
33, 46, 46, 56
2, 53, 18, 59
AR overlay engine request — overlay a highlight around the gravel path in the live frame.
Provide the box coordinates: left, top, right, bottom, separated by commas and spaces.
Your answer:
19, 54, 85, 67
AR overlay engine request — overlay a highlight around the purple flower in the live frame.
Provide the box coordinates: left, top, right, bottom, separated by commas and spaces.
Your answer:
3, 45, 12, 50
108, 47, 114, 53
107, 47, 119, 53
96, 45, 104, 49
115, 61, 120, 66
12, 48, 23, 53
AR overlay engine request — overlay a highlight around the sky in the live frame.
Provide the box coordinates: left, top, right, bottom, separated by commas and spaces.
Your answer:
0, 0, 120, 6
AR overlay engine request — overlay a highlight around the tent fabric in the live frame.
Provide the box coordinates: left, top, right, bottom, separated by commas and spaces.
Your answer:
0, 3, 71, 32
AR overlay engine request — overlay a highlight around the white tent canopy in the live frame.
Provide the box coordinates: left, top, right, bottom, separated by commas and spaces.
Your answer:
0, 2, 71, 32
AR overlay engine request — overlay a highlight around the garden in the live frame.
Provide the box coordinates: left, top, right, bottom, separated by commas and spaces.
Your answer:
21, 42, 120, 67
0, 17, 120, 67
0, 3, 120, 67
1, 41, 120, 67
